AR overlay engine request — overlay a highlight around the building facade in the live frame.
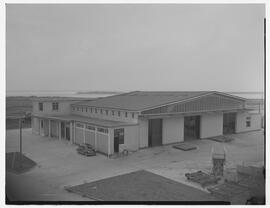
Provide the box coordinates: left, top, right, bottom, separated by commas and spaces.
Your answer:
31, 91, 262, 156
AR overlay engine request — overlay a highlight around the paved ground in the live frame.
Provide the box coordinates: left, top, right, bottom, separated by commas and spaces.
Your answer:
6, 128, 264, 202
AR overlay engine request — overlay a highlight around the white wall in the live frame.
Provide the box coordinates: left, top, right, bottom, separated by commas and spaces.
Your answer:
236, 112, 262, 133
200, 113, 223, 138
162, 117, 184, 144
33, 101, 77, 116
118, 125, 139, 152
138, 118, 148, 148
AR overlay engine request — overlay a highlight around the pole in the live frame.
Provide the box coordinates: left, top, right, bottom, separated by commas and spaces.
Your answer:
19, 118, 22, 155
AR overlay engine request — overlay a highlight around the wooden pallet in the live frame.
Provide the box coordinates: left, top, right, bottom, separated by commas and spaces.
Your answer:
185, 171, 219, 187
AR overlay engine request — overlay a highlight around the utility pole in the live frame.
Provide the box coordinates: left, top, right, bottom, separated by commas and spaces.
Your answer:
19, 118, 22, 155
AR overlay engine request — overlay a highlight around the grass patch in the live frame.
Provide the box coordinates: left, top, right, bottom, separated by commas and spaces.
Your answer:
6, 152, 37, 174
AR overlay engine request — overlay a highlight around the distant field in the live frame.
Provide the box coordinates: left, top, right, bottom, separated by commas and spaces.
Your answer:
6, 96, 32, 130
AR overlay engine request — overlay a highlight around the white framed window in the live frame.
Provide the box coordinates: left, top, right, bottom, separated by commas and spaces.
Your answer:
97, 127, 108, 134
39, 102, 43, 111
125, 112, 128, 117
76, 123, 84, 128
52, 102, 59, 111
112, 110, 114, 116
86, 125, 95, 131
132, 113, 135, 118
118, 111, 121, 117
246, 116, 251, 127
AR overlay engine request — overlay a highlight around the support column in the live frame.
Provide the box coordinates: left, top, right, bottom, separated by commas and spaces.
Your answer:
108, 129, 111, 157
94, 127, 97, 150
83, 124, 86, 144
58, 121, 61, 140
48, 120, 51, 138
70, 122, 73, 144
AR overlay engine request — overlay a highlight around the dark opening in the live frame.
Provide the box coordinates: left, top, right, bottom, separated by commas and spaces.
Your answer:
66, 127, 70, 140
223, 112, 236, 134
114, 128, 124, 153
148, 119, 163, 147
184, 116, 200, 141
61, 122, 65, 138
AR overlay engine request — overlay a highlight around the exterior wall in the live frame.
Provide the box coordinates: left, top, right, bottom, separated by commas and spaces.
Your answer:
51, 120, 59, 137
236, 112, 262, 133
118, 125, 139, 152
96, 133, 109, 155
200, 113, 223, 138
71, 106, 138, 123
85, 130, 95, 147
32, 101, 77, 116
32, 117, 40, 134
162, 117, 184, 144
138, 118, 148, 148
74, 126, 84, 144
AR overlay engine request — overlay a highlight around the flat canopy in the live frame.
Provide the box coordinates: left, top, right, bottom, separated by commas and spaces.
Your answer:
32, 114, 137, 128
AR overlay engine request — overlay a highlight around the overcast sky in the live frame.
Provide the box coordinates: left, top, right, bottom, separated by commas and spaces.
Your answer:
6, 4, 265, 92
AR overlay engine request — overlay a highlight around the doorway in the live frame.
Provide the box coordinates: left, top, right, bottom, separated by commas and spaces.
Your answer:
223, 112, 236, 134
148, 119, 163, 147
184, 116, 200, 141
114, 128, 124, 153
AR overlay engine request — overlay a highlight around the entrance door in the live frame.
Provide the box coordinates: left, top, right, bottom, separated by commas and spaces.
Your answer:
184, 116, 200, 141
148, 119, 163, 147
66, 127, 70, 140
114, 128, 124, 153
61, 122, 65, 139
223, 113, 236, 134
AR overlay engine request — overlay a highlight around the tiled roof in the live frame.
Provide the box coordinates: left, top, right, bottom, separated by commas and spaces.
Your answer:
30, 97, 92, 102
71, 91, 214, 111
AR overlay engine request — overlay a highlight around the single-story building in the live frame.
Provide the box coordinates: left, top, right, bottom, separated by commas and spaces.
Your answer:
31, 91, 262, 156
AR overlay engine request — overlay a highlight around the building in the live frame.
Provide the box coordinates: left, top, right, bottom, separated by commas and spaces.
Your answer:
31, 91, 262, 156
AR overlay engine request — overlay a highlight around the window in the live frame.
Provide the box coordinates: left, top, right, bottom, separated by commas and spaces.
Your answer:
118, 111, 121, 117
76, 123, 84, 128
112, 110, 114, 116
40, 120, 44, 128
86, 125, 95, 131
85, 108, 88, 112
72, 107, 75, 111
246, 116, 251, 127
125, 112, 128, 117
100, 109, 103, 114
106, 110, 108, 115
97, 127, 108, 134
52, 102, 59, 111
90, 108, 93, 113
81, 107, 83, 112
39, 102, 43, 111
132, 113, 135, 118
77, 107, 79, 111
95, 108, 97, 113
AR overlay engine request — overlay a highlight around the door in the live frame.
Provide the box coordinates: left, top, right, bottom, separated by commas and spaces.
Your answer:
223, 113, 236, 134
184, 116, 200, 141
114, 137, 119, 153
148, 119, 163, 147
61, 122, 65, 139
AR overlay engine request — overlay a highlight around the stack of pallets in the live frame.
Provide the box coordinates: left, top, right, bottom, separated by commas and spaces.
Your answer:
77, 144, 96, 157
185, 171, 220, 187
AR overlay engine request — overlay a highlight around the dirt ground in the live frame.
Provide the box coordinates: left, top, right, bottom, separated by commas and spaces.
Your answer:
6, 128, 264, 202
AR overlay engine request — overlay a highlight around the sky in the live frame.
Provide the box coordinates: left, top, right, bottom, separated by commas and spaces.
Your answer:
6, 4, 265, 92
